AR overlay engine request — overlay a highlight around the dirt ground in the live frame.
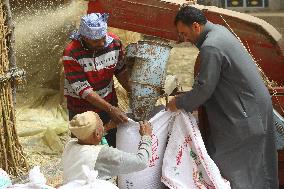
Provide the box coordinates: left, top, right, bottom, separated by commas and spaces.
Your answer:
167, 45, 199, 90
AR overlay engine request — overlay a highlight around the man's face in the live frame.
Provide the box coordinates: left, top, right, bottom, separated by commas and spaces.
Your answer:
82, 36, 106, 51
176, 21, 202, 45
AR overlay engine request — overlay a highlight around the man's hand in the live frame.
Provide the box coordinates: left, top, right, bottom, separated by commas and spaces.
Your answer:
85, 92, 128, 124
139, 121, 152, 136
109, 106, 128, 124
166, 97, 179, 112
104, 120, 117, 132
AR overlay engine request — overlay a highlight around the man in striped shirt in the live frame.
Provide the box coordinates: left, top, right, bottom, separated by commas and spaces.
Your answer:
63, 13, 129, 147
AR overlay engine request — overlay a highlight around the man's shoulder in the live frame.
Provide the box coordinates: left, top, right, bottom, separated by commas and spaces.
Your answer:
107, 32, 123, 47
64, 141, 103, 158
99, 145, 119, 153
97, 145, 123, 159
64, 40, 83, 56
107, 32, 121, 41
203, 24, 234, 49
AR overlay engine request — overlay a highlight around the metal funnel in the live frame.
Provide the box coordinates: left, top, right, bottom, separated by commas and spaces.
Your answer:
126, 41, 172, 121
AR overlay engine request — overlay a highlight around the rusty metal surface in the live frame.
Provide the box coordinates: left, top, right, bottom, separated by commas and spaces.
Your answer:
126, 41, 172, 121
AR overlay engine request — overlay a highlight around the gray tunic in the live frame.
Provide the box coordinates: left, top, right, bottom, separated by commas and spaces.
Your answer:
176, 21, 278, 189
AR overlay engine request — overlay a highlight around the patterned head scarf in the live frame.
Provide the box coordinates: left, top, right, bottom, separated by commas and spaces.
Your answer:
70, 13, 113, 47
79, 13, 109, 40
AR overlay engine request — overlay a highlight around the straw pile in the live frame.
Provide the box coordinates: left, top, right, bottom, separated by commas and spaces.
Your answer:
0, 0, 28, 177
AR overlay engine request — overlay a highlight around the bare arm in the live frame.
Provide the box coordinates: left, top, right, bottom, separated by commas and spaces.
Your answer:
85, 91, 112, 113
114, 40, 131, 92
116, 68, 130, 92
85, 92, 128, 124
63, 47, 128, 123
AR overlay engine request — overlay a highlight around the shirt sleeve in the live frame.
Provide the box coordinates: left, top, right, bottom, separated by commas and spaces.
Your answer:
63, 51, 93, 99
176, 46, 223, 112
114, 41, 126, 75
95, 135, 152, 176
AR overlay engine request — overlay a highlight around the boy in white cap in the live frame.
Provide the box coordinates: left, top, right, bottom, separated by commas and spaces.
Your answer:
62, 111, 152, 184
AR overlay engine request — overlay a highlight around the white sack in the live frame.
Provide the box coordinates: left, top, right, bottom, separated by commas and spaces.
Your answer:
162, 111, 231, 189
116, 110, 174, 189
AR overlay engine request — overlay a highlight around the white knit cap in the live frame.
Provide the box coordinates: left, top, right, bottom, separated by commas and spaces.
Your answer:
69, 111, 103, 140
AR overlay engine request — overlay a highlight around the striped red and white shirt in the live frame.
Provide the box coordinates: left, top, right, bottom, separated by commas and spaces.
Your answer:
63, 33, 125, 113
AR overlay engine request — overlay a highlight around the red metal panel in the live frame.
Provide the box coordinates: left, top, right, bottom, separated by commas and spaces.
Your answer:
88, 0, 180, 41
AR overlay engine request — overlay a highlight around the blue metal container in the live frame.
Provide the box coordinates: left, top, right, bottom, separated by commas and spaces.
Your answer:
126, 41, 172, 121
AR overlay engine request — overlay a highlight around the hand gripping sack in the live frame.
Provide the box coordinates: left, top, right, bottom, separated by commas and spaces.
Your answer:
116, 110, 174, 189
161, 111, 231, 189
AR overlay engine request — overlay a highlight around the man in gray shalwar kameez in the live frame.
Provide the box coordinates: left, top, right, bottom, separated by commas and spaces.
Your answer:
167, 6, 278, 189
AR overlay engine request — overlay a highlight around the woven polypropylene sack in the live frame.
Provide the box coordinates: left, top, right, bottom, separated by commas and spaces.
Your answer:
161, 111, 231, 189
116, 110, 174, 189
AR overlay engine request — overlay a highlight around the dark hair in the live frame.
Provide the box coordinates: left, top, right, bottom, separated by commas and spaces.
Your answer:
174, 6, 207, 26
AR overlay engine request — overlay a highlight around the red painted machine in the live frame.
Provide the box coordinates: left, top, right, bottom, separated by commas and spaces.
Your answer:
88, 0, 284, 185
88, 0, 284, 115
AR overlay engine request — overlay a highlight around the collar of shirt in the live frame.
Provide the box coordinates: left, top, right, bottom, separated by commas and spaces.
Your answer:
79, 34, 114, 51
195, 21, 214, 50
70, 31, 114, 51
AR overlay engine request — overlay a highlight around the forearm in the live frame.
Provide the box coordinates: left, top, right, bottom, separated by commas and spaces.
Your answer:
95, 135, 152, 176
119, 135, 152, 174
176, 46, 223, 112
136, 135, 152, 163
85, 91, 113, 113
175, 87, 212, 112
86, 90, 128, 124
116, 69, 130, 92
